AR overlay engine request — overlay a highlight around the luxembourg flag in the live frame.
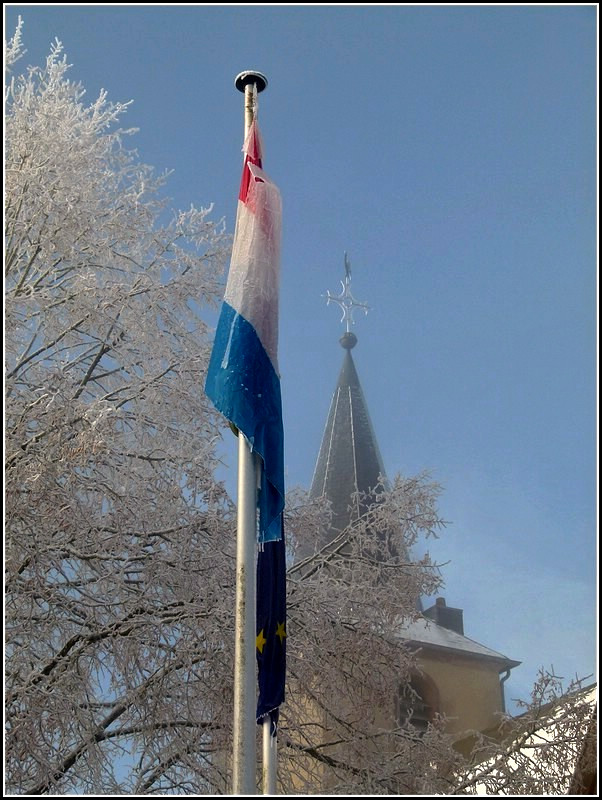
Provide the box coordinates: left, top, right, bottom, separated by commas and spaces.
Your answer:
205, 119, 284, 545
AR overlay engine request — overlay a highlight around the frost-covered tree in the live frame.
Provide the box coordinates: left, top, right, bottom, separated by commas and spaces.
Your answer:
452, 671, 597, 796
263, 490, 597, 796
5, 23, 235, 794
279, 478, 454, 795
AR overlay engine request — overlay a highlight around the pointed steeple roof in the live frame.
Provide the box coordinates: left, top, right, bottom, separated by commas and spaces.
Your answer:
309, 330, 387, 541
305, 255, 387, 552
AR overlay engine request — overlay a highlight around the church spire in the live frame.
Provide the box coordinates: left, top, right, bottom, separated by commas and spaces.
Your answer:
308, 255, 387, 549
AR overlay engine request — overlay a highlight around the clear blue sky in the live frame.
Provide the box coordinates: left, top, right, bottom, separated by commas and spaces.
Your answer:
5, 4, 597, 710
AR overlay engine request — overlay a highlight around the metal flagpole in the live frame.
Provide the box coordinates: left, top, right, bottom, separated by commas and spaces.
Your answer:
232, 69, 268, 796
262, 717, 277, 794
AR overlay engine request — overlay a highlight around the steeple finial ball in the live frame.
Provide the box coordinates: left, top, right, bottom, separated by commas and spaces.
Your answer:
340, 331, 357, 350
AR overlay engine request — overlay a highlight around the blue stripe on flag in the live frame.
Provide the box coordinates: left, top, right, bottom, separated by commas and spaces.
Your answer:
205, 301, 284, 543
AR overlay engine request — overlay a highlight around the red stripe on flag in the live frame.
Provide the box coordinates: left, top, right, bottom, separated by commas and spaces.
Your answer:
239, 121, 263, 203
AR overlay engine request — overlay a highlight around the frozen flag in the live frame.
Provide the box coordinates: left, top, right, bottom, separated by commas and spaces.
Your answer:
205, 119, 284, 544
205, 118, 285, 727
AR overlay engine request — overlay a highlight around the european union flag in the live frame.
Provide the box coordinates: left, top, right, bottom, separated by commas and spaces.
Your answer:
256, 520, 286, 730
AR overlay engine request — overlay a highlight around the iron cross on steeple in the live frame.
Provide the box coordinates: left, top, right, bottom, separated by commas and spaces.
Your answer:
325, 253, 370, 334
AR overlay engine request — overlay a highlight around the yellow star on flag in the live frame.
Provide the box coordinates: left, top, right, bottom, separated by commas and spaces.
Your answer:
256, 629, 267, 654
275, 621, 286, 644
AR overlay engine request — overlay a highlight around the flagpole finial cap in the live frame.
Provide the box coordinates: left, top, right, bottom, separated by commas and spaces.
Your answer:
235, 71, 268, 93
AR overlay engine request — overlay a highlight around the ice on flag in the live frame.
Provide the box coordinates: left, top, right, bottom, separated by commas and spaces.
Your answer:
205, 118, 284, 543
206, 117, 286, 729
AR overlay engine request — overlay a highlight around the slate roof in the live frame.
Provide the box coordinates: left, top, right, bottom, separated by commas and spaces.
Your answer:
397, 617, 521, 671
309, 333, 387, 547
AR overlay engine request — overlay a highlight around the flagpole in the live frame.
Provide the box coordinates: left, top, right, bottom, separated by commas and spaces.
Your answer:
262, 718, 277, 794
232, 69, 268, 796
238, 71, 280, 794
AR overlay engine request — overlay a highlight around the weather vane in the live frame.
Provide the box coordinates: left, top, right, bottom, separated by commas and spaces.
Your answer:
325, 253, 370, 334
